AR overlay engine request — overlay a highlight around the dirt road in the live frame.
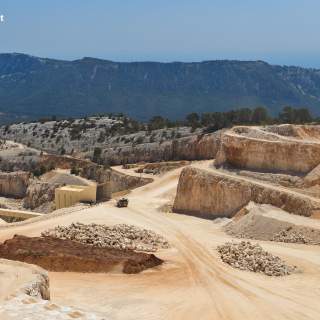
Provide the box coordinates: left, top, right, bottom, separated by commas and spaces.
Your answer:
1, 163, 320, 319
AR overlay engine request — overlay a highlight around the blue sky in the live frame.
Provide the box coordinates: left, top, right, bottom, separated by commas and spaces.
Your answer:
0, 0, 319, 67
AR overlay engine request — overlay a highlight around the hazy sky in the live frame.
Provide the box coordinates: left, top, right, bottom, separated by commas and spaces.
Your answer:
0, 0, 320, 67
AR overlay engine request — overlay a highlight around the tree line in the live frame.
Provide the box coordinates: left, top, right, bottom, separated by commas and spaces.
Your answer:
147, 106, 314, 132
31, 106, 315, 135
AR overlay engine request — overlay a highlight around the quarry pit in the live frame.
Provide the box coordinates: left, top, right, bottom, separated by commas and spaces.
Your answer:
1, 124, 320, 319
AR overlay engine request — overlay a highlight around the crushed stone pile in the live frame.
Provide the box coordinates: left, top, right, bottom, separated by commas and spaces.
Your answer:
42, 222, 170, 252
217, 241, 296, 276
272, 229, 312, 244
225, 203, 320, 245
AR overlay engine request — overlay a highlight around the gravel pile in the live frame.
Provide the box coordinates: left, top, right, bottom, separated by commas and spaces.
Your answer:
225, 203, 320, 245
217, 241, 296, 276
42, 223, 170, 252
272, 230, 312, 244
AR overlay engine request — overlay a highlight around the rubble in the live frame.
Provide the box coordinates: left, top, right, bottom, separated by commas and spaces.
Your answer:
224, 203, 320, 245
42, 223, 170, 252
272, 229, 312, 244
217, 241, 297, 276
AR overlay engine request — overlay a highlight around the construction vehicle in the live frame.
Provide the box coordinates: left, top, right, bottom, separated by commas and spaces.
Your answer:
116, 198, 128, 208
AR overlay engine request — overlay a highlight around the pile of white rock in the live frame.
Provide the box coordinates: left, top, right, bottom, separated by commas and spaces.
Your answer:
42, 223, 170, 252
217, 241, 296, 276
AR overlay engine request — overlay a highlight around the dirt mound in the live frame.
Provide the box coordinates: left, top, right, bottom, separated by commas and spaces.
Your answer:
225, 203, 320, 245
42, 222, 170, 252
217, 241, 296, 276
0, 235, 163, 274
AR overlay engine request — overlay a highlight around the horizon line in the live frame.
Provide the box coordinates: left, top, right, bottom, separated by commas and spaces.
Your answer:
0, 52, 318, 70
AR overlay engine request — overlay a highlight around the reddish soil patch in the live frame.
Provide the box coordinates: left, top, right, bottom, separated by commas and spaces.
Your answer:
0, 235, 163, 274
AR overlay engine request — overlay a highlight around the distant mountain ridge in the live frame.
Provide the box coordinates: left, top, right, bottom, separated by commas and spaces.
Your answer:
0, 53, 320, 123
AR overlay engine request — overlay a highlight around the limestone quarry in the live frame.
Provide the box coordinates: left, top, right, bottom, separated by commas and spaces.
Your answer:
0, 123, 320, 319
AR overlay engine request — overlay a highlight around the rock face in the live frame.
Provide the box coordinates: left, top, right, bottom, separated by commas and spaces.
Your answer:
173, 167, 320, 218
101, 131, 223, 165
0, 235, 163, 274
110, 169, 153, 193
23, 181, 60, 211
217, 241, 296, 276
0, 171, 30, 198
81, 164, 153, 193
303, 163, 320, 187
40, 154, 90, 170
216, 125, 320, 174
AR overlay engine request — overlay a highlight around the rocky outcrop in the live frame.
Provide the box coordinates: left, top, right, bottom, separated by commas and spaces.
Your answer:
22, 266, 50, 300
173, 167, 320, 218
23, 181, 60, 211
0, 258, 50, 300
304, 163, 320, 187
0, 171, 30, 198
101, 131, 223, 165
81, 164, 111, 183
39, 154, 91, 170
110, 169, 153, 193
0, 144, 40, 173
81, 164, 153, 193
0, 235, 163, 274
215, 126, 320, 174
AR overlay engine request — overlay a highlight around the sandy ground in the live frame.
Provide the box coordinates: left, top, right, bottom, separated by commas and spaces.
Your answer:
0, 162, 320, 319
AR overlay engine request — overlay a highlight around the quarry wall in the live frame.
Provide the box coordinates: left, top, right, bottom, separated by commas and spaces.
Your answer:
173, 167, 320, 218
215, 131, 320, 174
81, 164, 152, 194
0, 171, 30, 198
101, 131, 223, 165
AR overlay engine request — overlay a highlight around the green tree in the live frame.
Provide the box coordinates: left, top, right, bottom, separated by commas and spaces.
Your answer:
294, 108, 312, 124
251, 107, 268, 124
279, 106, 295, 123
234, 108, 253, 124
93, 147, 102, 163
148, 116, 168, 130
186, 113, 200, 128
